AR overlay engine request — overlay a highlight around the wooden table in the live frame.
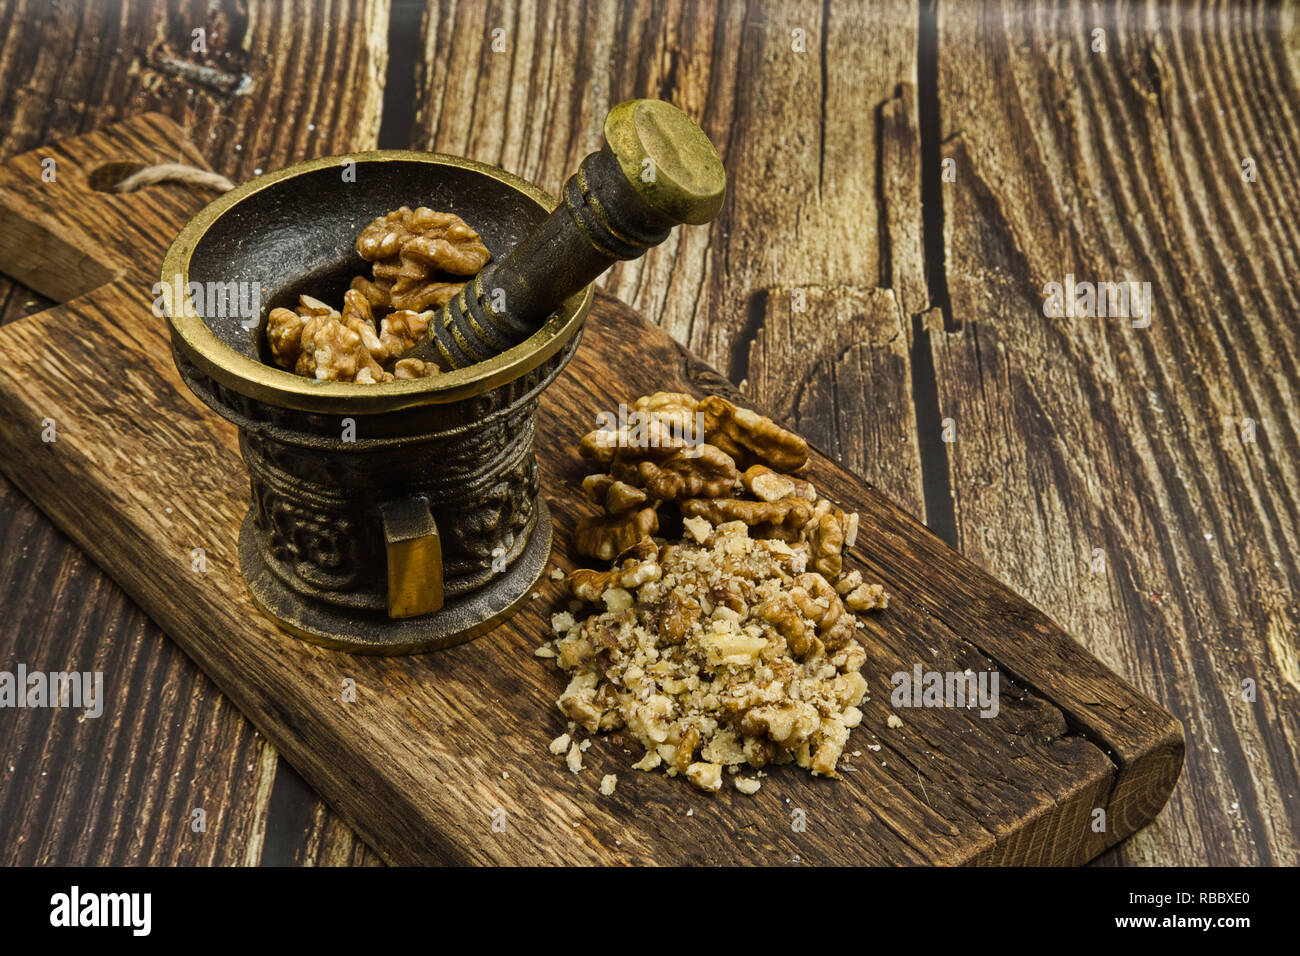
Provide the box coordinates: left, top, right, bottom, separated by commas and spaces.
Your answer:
0, 0, 1294, 866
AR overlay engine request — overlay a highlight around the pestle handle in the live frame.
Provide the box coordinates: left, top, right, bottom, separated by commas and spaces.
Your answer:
410, 99, 726, 369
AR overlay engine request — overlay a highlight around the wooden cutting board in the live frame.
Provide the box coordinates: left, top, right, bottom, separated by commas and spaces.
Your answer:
0, 114, 1183, 865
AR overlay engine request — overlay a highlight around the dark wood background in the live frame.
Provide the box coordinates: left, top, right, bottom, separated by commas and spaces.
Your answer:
0, 0, 1295, 866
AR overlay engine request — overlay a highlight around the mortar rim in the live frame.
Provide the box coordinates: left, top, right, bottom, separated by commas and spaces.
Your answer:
161, 150, 592, 414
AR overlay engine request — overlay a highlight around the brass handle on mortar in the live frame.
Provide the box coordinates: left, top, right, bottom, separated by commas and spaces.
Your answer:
381, 495, 443, 618
406, 99, 727, 369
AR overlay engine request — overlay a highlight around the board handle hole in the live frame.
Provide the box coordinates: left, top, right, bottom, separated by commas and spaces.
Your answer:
87, 161, 147, 193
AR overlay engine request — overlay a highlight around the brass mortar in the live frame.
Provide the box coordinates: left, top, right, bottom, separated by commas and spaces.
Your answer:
162, 101, 724, 654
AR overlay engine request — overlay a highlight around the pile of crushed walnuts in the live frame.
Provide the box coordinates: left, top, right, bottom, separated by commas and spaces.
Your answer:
264, 206, 490, 382
538, 391, 888, 795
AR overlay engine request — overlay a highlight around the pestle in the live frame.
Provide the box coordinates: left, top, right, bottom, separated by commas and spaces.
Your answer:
403, 99, 726, 369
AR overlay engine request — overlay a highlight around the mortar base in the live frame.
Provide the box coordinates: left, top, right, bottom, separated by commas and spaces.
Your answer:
238, 500, 553, 655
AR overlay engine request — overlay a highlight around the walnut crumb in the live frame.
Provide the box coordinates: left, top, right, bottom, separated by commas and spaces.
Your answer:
734, 777, 761, 795
566, 742, 584, 773
549, 733, 571, 755
887, 714, 904, 729
599, 774, 618, 796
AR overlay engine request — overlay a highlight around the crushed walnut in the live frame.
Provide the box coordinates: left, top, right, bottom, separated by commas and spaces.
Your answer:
542, 391, 889, 794
264, 206, 489, 382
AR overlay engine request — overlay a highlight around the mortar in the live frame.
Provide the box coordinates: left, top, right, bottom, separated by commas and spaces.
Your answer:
161, 100, 725, 653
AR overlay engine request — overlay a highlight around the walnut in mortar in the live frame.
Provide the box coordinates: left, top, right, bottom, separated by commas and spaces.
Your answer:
261, 204, 487, 382
354, 206, 490, 312
267, 294, 387, 383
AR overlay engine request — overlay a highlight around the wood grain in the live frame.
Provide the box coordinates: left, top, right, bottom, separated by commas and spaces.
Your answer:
0, 113, 1181, 866
0, 0, 387, 866
932, 0, 1300, 864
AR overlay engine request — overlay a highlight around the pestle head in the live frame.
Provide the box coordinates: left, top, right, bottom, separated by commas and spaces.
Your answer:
603, 99, 727, 226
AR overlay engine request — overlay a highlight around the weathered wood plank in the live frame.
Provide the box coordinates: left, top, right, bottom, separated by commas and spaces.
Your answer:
408, 0, 927, 517
0, 0, 387, 866
932, 0, 1300, 865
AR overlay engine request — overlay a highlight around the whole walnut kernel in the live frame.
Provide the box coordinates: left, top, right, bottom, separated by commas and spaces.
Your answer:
632, 391, 703, 437
699, 396, 809, 472
581, 474, 651, 515
356, 206, 488, 312
356, 207, 485, 267
378, 309, 433, 360
296, 312, 385, 382
680, 496, 814, 543
349, 275, 391, 310
341, 288, 385, 363
266, 307, 308, 369
610, 444, 739, 501
806, 500, 858, 579
574, 506, 659, 562
580, 417, 694, 464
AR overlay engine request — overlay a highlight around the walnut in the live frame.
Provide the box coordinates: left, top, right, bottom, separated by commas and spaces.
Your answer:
754, 591, 814, 656
295, 312, 385, 382
567, 546, 662, 602
685, 761, 723, 792
741, 464, 816, 502
574, 506, 659, 561
739, 700, 821, 747
632, 391, 703, 439
581, 474, 650, 514
295, 294, 337, 318
356, 206, 487, 312
836, 569, 889, 611
266, 307, 307, 369
390, 280, 464, 313
378, 309, 432, 360
264, 206, 480, 381
580, 418, 694, 464
680, 496, 813, 542
699, 395, 808, 472
806, 500, 857, 579
340, 288, 385, 363
349, 275, 391, 311
634, 391, 698, 414
675, 725, 701, 774
658, 592, 701, 645
392, 357, 439, 380
610, 444, 739, 501
789, 572, 857, 651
